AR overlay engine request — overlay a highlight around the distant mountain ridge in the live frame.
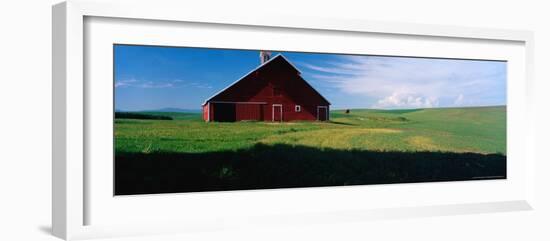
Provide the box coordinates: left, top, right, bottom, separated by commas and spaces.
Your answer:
115, 108, 202, 113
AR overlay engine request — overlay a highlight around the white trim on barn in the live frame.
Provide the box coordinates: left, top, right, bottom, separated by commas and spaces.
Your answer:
201, 54, 301, 105
272, 104, 283, 122
317, 106, 329, 121
208, 101, 267, 104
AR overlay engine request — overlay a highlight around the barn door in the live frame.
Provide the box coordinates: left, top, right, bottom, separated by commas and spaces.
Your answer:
317, 106, 328, 121
272, 104, 282, 122
213, 103, 236, 122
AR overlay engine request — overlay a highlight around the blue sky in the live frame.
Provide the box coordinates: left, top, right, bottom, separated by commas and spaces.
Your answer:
114, 45, 506, 111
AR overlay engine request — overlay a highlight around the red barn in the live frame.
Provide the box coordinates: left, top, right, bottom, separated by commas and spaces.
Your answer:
202, 52, 330, 122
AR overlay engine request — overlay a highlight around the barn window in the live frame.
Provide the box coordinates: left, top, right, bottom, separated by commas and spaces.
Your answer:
295, 105, 301, 112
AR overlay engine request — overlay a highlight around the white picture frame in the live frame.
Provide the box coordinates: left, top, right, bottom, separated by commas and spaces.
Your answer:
52, 1, 535, 240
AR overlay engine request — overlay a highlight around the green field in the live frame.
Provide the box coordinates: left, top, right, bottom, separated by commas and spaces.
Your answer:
116, 106, 506, 154
115, 106, 506, 194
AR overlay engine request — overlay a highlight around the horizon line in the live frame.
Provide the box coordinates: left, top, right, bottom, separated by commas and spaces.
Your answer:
115, 104, 506, 113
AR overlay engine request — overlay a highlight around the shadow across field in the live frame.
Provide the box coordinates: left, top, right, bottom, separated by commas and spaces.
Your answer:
115, 144, 506, 195
328, 120, 357, 126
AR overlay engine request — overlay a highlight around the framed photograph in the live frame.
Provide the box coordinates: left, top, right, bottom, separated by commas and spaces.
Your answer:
53, 1, 535, 240
113, 45, 509, 195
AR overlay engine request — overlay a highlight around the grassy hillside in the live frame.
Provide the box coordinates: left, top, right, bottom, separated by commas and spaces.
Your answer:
115, 106, 506, 155
114, 106, 506, 194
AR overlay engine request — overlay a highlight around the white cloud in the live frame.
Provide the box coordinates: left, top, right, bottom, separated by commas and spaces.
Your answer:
114, 79, 138, 88
300, 55, 506, 109
116, 79, 174, 88
188, 82, 213, 89
297, 62, 357, 75
139, 81, 174, 88
454, 94, 464, 106
373, 92, 439, 109
115, 79, 211, 89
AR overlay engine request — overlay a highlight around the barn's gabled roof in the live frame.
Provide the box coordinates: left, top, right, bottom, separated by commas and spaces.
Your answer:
202, 54, 330, 105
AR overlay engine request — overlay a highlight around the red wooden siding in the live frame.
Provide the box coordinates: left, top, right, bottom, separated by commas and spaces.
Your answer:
202, 103, 209, 121
272, 105, 283, 122
203, 55, 330, 122
236, 103, 264, 121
